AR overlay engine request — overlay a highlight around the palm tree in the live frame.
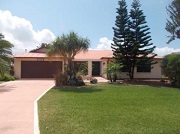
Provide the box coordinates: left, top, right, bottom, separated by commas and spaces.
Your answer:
104, 62, 122, 82
0, 33, 13, 78
166, 0, 180, 44
48, 32, 90, 80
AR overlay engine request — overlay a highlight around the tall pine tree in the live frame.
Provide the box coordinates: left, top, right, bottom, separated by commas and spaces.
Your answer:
112, 0, 157, 79
128, 0, 157, 79
111, 0, 131, 74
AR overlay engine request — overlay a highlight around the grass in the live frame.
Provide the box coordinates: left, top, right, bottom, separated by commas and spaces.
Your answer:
38, 85, 180, 134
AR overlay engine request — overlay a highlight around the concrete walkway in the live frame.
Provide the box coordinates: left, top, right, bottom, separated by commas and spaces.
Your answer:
0, 79, 54, 134
84, 77, 109, 83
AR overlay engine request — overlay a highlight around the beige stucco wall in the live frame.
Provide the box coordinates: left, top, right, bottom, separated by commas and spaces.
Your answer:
135, 59, 162, 79
14, 57, 162, 79
101, 59, 109, 78
73, 59, 102, 78
14, 57, 64, 79
102, 59, 162, 79
14, 58, 21, 79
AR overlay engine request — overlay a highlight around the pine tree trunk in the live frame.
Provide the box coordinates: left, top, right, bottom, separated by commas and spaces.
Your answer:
131, 71, 134, 80
129, 66, 135, 80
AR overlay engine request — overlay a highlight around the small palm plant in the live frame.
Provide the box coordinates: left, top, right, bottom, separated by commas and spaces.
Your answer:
104, 62, 122, 83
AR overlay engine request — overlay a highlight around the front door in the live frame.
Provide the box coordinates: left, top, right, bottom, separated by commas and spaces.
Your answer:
92, 61, 100, 76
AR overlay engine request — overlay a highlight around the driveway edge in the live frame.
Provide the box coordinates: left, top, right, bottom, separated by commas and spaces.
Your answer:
34, 84, 55, 134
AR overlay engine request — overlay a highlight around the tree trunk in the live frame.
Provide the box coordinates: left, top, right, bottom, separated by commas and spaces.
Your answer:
67, 58, 76, 80
131, 66, 135, 80
129, 66, 135, 80
113, 74, 117, 82
107, 73, 112, 83
67, 59, 72, 78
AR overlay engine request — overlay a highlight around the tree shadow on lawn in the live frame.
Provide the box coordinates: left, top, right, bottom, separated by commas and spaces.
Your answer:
54, 85, 104, 93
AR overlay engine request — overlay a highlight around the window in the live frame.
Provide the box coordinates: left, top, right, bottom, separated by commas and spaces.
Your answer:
137, 63, 151, 72
121, 66, 129, 72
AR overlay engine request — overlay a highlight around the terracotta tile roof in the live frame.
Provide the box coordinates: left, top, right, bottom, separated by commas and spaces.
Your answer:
74, 50, 113, 60
100, 52, 163, 59
14, 50, 163, 59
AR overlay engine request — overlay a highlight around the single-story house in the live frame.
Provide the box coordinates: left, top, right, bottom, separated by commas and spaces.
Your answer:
14, 47, 163, 79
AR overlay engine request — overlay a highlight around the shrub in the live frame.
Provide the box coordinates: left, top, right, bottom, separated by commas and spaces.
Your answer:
54, 71, 68, 86
0, 73, 15, 81
68, 74, 85, 86
68, 78, 77, 86
74, 62, 88, 76
68, 78, 85, 86
90, 77, 98, 84
54, 71, 85, 87
103, 62, 122, 82
76, 72, 83, 81
76, 80, 85, 86
161, 53, 180, 87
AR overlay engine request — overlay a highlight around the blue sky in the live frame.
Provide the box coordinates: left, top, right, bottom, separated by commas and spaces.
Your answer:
0, 0, 179, 55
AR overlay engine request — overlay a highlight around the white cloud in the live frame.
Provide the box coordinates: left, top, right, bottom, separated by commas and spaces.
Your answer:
94, 37, 113, 50
93, 37, 180, 56
0, 10, 56, 54
154, 47, 180, 56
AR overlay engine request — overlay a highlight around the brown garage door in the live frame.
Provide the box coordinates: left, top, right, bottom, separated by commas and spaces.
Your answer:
21, 61, 62, 78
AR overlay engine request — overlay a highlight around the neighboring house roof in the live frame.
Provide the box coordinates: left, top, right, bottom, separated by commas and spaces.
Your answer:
14, 53, 47, 58
14, 52, 63, 58
145, 54, 163, 59
30, 44, 50, 53
30, 47, 48, 53
14, 50, 163, 59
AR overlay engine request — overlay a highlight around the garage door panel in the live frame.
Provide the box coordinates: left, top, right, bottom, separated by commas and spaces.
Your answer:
21, 61, 62, 78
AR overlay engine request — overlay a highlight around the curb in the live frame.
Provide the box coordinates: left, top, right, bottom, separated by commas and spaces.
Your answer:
34, 84, 55, 134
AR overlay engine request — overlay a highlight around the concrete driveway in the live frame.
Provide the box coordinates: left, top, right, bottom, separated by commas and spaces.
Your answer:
0, 79, 54, 134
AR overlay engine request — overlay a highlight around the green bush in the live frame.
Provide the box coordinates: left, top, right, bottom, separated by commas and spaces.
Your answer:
54, 71, 68, 86
68, 73, 85, 86
0, 74, 15, 81
103, 62, 122, 82
76, 72, 83, 81
54, 71, 86, 87
74, 62, 88, 76
162, 53, 180, 87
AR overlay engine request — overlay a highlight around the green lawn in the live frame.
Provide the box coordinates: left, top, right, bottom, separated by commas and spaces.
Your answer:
38, 85, 180, 134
